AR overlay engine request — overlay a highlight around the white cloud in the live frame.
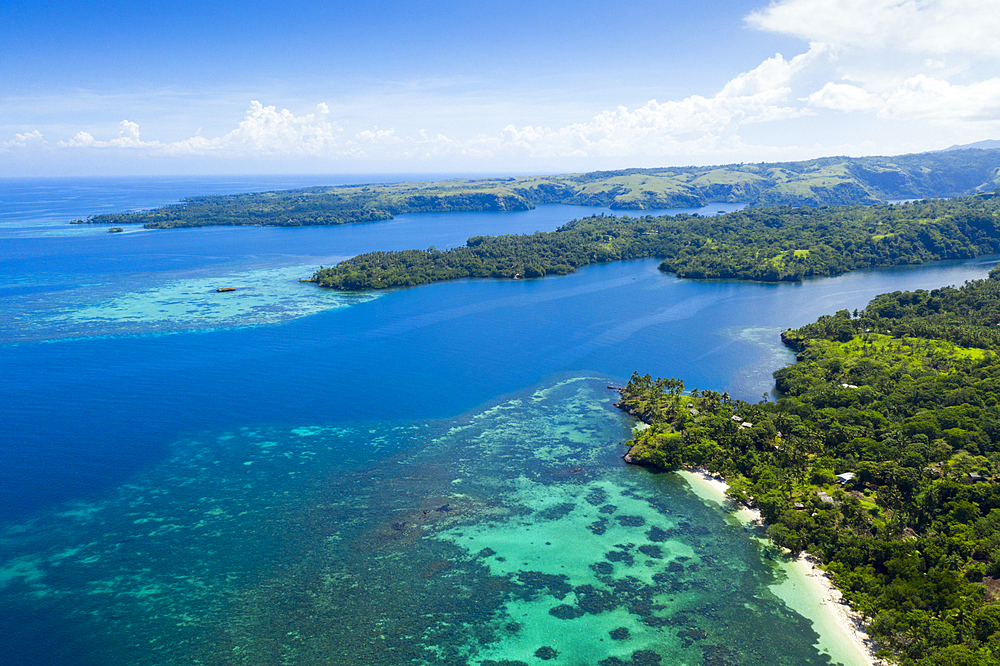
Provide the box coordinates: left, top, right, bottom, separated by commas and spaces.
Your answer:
749, 0, 1000, 135
14, 31, 993, 172
806, 83, 881, 112
110, 120, 143, 147
353, 128, 402, 145
52, 103, 344, 156
1, 129, 45, 149
37, 51, 820, 164
746, 0, 1000, 58
879, 75, 1000, 121
62, 132, 97, 147
483, 92, 802, 160
213, 101, 342, 154
471, 50, 826, 160
58, 122, 145, 149
719, 47, 822, 98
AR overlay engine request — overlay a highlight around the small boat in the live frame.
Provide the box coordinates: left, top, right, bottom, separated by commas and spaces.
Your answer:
108, 227, 124, 233
216, 287, 236, 293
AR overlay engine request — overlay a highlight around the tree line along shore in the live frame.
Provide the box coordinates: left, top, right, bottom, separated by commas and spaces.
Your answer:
310, 191, 1000, 289
618, 270, 1000, 666
74, 148, 1000, 230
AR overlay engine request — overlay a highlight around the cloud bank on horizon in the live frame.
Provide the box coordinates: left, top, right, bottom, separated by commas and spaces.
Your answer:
3, 0, 1000, 175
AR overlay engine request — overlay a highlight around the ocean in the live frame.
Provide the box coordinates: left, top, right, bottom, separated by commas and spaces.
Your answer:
1, 176, 995, 665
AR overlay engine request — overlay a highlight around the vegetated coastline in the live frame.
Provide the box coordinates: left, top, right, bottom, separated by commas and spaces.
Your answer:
677, 469, 882, 666
72, 148, 1000, 229
616, 268, 1000, 665
310, 190, 1000, 289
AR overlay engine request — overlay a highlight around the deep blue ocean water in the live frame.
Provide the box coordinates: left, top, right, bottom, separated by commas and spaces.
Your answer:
1, 176, 996, 666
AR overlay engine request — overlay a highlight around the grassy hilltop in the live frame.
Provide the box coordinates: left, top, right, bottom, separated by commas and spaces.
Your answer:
75, 148, 1000, 229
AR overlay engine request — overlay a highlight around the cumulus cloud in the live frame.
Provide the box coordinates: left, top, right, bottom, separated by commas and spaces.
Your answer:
53, 103, 342, 156
483, 93, 801, 160
385, 54, 819, 161
27, 30, 992, 168
41, 51, 822, 164
719, 47, 822, 98
213, 101, 342, 154
746, 0, 1000, 58
1, 129, 45, 150
62, 132, 98, 147
8, 4, 1000, 170
747, 0, 1000, 134
879, 75, 1000, 121
352, 127, 402, 145
110, 120, 143, 147
805, 83, 881, 112
468, 48, 825, 160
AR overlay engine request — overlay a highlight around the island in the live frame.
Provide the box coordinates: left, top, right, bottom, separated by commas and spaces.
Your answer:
309, 190, 1000, 289
71, 148, 1000, 229
617, 270, 1000, 666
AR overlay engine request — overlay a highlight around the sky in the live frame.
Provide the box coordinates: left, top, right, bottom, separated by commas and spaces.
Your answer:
2, 0, 1000, 176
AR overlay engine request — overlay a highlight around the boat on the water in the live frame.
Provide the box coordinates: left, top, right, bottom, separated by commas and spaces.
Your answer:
216, 287, 236, 293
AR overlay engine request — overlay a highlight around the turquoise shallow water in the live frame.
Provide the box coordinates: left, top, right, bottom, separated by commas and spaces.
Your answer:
1, 377, 828, 666
3, 177, 999, 665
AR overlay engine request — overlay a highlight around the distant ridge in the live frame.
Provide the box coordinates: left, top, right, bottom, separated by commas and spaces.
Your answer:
76, 147, 1000, 229
942, 139, 1000, 151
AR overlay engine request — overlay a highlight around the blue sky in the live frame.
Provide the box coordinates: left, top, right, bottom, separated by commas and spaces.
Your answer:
3, 0, 999, 176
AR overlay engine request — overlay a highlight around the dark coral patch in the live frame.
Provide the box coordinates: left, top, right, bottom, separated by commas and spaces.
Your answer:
678, 625, 709, 647
616, 514, 646, 527
587, 517, 609, 535
590, 561, 614, 575
609, 626, 630, 640
585, 487, 609, 506
647, 526, 668, 542
631, 650, 663, 665
575, 584, 617, 614
517, 571, 572, 599
605, 550, 634, 566
534, 646, 558, 660
536, 502, 576, 520
548, 604, 585, 620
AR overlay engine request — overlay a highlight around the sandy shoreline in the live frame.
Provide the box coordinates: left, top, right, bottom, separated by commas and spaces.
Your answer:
677, 469, 883, 666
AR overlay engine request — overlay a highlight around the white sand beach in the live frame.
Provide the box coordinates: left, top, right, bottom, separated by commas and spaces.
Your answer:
678, 469, 883, 666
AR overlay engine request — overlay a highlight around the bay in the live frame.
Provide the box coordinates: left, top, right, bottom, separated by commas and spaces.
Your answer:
1, 177, 996, 666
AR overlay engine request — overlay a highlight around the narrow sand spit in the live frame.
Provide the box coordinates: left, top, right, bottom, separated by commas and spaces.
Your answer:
678, 469, 883, 666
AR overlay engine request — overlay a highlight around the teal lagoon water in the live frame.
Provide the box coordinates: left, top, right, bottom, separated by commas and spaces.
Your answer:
1, 177, 997, 666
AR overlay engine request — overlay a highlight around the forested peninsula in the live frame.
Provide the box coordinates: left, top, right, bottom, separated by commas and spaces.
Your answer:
311, 190, 1000, 289
618, 272, 1000, 666
73, 148, 1000, 229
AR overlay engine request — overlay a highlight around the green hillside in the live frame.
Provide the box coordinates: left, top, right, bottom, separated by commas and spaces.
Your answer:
617, 269, 1000, 665
73, 149, 1000, 229
310, 190, 1000, 289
